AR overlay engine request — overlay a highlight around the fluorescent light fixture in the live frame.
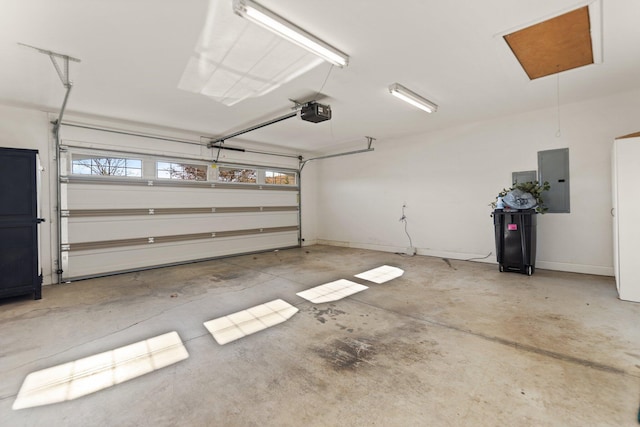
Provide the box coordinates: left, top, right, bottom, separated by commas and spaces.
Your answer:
178, 0, 325, 106
389, 83, 438, 113
233, 0, 349, 67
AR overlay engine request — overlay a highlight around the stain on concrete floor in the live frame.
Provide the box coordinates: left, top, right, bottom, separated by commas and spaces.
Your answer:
315, 337, 376, 370
307, 305, 346, 324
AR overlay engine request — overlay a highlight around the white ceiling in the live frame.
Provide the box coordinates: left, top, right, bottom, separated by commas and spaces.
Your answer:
1, 0, 639, 155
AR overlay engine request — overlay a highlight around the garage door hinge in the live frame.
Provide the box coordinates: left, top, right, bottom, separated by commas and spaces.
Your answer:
61, 244, 70, 251
211, 232, 216, 238
148, 237, 154, 243
148, 209, 155, 215
211, 183, 216, 188
211, 207, 216, 213
61, 210, 70, 217
60, 177, 69, 183
147, 180, 154, 186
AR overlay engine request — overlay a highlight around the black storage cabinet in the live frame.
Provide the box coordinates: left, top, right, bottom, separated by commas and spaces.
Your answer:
493, 209, 537, 276
0, 147, 42, 300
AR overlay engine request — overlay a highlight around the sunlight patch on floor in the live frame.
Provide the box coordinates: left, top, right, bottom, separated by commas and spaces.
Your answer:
355, 265, 404, 284
297, 279, 368, 303
13, 331, 189, 410
204, 299, 298, 345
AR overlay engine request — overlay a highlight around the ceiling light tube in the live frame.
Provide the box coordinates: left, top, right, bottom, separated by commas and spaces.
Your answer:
388, 83, 438, 113
233, 0, 349, 67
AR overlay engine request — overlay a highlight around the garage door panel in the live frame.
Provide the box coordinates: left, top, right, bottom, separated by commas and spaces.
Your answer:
67, 186, 297, 209
62, 147, 300, 280
66, 232, 299, 278
67, 212, 299, 242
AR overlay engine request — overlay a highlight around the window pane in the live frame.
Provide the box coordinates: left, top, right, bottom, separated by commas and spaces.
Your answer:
72, 163, 92, 175
126, 159, 142, 169
71, 155, 142, 177
157, 162, 207, 181
265, 170, 296, 185
218, 168, 257, 183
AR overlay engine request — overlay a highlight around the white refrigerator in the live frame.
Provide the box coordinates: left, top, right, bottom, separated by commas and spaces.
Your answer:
612, 133, 640, 303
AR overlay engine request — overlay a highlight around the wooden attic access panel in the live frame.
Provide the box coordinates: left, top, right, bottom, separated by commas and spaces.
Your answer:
618, 132, 640, 139
504, 6, 594, 80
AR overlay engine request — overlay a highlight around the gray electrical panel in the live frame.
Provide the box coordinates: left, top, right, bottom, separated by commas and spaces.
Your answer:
538, 148, 570, 213
512, 170, 537, 184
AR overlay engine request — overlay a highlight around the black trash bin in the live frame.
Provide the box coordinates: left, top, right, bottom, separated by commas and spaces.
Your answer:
493, 209, 537, 276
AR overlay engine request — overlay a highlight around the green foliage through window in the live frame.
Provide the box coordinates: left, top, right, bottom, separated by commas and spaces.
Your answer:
218, 167, 257, 183
265, 170, 296, 185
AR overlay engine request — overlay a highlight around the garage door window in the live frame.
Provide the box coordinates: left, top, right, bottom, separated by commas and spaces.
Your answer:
265, 170, 296, 185
72, 155, 142, 177
218, 167, 257, 183
157, 162, 207, 181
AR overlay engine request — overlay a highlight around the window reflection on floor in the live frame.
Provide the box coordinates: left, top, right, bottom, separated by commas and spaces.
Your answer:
13, 331, 189, 410
355, 265, 404, 284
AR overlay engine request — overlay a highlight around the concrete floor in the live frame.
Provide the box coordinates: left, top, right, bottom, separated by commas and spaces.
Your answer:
1, 245, 640, 426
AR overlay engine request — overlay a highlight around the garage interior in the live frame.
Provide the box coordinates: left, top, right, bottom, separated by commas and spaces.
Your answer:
1, 0, 640, 426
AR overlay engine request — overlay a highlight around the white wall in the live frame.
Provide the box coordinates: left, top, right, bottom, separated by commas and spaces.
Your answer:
0, 104, 54, 284
313, 89, 640, 276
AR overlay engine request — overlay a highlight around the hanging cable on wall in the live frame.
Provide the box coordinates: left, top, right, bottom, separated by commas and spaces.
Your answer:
396, 203, 416, 257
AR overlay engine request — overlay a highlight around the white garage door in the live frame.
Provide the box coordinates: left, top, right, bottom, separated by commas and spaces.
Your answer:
59, 146, 299, 280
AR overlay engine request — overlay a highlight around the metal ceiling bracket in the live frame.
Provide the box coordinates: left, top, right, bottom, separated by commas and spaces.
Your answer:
18, 43, 81, 86
50, 52, 71, 88
215, 141, 224, 163
19, 43, 81, 130
366, 136, 376, 149
300, 136, 376, 171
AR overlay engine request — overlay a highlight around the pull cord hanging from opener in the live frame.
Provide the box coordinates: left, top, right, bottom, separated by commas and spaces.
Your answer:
556, 65, 561, 138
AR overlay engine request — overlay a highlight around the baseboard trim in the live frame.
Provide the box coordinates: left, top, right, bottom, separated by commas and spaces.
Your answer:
301, 239, 318, 247
314, 240, 614, 277
316, 239, 404, 253
316, 240, 493, 262
535, 261, 614, 277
